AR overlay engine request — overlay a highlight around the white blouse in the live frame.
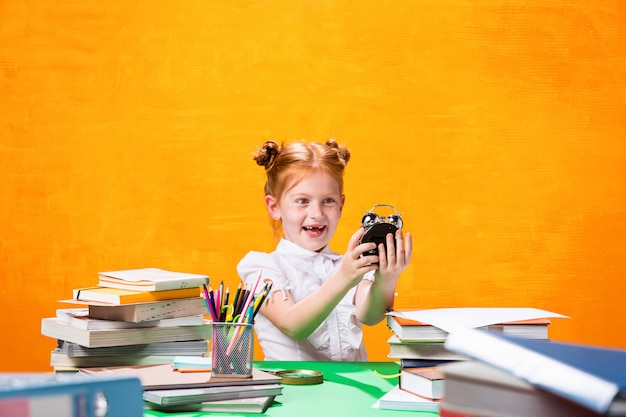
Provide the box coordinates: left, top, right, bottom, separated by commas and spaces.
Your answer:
236, 238, 368, 361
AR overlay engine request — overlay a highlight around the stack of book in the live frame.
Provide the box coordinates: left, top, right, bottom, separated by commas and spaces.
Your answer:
376, 307, 567, 412
440, 328, 626, 417
41, 268, 212, 371
80, 363, 283, 414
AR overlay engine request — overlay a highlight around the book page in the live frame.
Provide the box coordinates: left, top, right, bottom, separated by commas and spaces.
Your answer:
99, 268, 208, 283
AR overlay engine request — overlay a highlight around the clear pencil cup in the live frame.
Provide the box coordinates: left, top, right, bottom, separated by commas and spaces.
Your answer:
211, 322, 254, 378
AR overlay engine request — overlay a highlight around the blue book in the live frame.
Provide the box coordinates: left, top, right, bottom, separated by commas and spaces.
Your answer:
445, 328, 626, 415
0, 373, 143, 417
400, 358, 456, 369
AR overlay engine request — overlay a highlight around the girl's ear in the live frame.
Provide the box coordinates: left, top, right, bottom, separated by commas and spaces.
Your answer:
265, 195, 281, 220
340, 194, 346, 215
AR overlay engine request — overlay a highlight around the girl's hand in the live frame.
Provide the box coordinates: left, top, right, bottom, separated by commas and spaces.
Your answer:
376, 229, 413, 281
353, 228, 412, 326
338, 228, 379, 286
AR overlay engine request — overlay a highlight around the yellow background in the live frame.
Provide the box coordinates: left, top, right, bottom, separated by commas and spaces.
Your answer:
1, 1, 625, 371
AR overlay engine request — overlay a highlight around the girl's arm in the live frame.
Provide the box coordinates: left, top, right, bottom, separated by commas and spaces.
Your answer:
259, 228, 379, 340
355, 229, 413, 325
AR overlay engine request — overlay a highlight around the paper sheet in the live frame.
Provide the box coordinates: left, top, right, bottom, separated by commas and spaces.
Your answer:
388, 308, 568, 332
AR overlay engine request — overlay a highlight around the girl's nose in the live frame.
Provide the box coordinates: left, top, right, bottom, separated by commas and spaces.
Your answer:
308, 202, 323, 218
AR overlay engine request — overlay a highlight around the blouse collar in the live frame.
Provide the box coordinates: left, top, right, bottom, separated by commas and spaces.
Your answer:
276, 238, 342, 262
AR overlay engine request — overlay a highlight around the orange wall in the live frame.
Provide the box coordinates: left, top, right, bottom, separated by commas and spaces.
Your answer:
1, 1, 625, 371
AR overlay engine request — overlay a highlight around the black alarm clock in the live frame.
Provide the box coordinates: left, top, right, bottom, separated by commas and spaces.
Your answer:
360, 204, 403, 257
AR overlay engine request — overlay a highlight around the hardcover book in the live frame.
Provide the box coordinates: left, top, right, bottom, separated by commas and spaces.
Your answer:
373, 385, 440, 412
400, 358, 456, 368
0, 373, 144, 417
440, 360, 606, 417
80, 364, 281, 390
143, 383, 283, 407
56, 308, 204, 330
399, 366, 445, 400
144, 395, 277, 414
386, 315, 448, 341
387, 314, 552, 342
445, 328, 626, 416
88, 297, 207, 322
70, 286, 201, 305
387, 334, 467, 361
98, 268, 209, 292
41, 317, 211, 348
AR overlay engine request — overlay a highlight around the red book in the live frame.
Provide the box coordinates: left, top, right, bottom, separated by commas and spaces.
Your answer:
399, 366, 445, 400
439, 403, 488, 417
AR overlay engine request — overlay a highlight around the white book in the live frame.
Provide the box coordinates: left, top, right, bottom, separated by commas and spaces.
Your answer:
56, 308, 204, 330
41, 317, 211, 348
98, 268, 209, 292
144, 395, 277, 414
143, 383, 283, 406
373, 385, 439, 412
57, 339, 209, 357
87, 297, 207, 323
387, 334, 467, 360
50, 349, 180, 369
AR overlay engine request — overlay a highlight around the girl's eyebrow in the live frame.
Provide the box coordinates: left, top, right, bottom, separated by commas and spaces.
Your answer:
290, 193, 311, 199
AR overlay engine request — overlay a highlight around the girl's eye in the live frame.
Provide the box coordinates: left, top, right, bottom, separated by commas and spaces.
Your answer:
296, 198, 309, 205
323, 198, 336, 205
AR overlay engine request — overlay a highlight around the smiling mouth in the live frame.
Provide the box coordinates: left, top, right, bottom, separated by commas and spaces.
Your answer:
303, 226, 326, 233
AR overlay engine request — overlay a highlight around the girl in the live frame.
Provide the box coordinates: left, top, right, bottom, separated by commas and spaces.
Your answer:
237, 139, 413, 360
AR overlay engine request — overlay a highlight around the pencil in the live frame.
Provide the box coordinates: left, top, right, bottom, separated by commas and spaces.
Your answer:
208, 286, 219, 322
223, 286, 230, 307
226, 272, 263, 355
252, 282, 272, 321
214, 285, 221, 317
219, 280, 224, 310
173, 368, 212, 373
232, 283, 242, 314
202, 283, 217, 321
235, 284, 248, 317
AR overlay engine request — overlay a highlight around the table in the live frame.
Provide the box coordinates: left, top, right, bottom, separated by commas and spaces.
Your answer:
144, 361, 439, 416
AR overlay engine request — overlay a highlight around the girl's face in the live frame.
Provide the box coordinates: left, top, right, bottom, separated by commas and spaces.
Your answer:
267, 170, 345, 252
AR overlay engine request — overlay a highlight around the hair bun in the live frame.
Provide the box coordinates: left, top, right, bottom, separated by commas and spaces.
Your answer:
326, 138, 350, 165
254, 140, 280, 170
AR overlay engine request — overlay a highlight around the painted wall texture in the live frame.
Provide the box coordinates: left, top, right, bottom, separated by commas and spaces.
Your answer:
1, 1, 625, 371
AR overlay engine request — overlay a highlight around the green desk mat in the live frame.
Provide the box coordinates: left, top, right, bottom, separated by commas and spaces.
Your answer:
144, 361, 439, 417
